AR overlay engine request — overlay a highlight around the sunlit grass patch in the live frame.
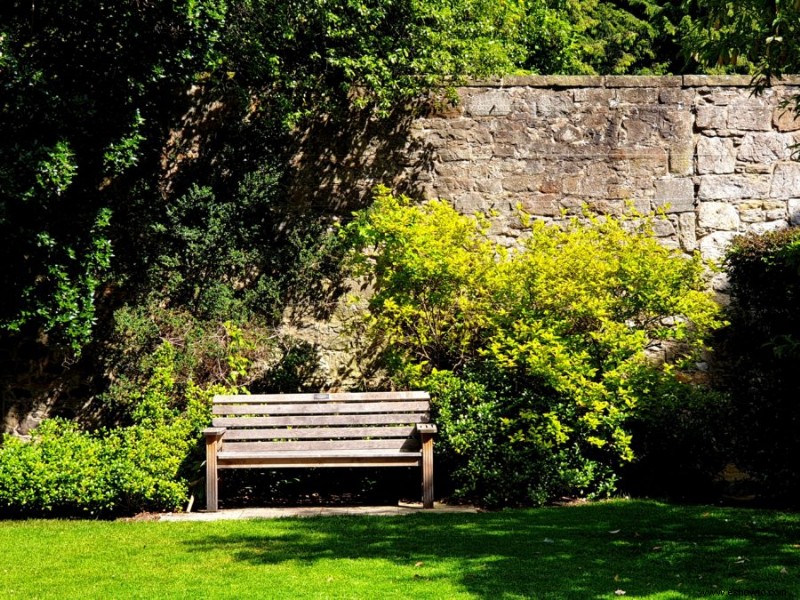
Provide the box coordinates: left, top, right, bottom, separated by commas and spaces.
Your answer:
2, 500, 799, 599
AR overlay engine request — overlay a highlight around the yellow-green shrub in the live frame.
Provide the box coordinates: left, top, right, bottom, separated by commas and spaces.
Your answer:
344, 188, 723, 505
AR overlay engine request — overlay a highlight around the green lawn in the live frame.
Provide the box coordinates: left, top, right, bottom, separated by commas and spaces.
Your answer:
2, 500, 799, 599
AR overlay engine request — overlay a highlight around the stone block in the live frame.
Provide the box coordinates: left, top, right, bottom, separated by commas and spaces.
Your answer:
573, 88, 614, 104
727, 105, 773, 131
698, 231, 739, 262
475, 178, 504, 194
622, 118, 655, 144
659, 88, 694, 105
661, 110, 694, 143
773, 107, 800, 132
539, 178, 561, 194
678, 212, 697, 251
701, 89, 744, 106
737, 132, 791, 163
502, 176, 537, 193
632, 197, 652, 214
749, 220, 788, 234
465, 91, 512, 117
737, 200, 767, 223
519, 194, 561, 217
653, 217, 676, 237
698, 202, 740, 231
616, 88, 660, 104
607, 185, 635, 199
485, 75, 604, 88
770, 162, 800, 198
437, 145, 474, 161
610, 148, 668, 176
536, 92, 574, 117
453, 192, 491, 214
763, 200, 788, 221
698, 174, 771, 200
554, 124, 583, 143
491, 143, 517, 159
562, 173, 606, 197
695, 105, 727, 129
593, 199, 627, 216
654, 177, 695, 213
669, 148, 694, 175
697, 136, 736, 174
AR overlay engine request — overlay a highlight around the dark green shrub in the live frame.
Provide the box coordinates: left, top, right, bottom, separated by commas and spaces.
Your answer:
622, 369, 732, 501
720, 227, 800, 501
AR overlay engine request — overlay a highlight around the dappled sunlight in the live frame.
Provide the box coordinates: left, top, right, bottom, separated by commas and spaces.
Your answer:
178, 501, 800, 598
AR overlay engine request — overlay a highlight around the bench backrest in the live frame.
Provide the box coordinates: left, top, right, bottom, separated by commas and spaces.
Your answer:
211, 391, 432, 453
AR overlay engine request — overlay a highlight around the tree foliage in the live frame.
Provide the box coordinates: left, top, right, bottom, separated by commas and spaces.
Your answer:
682, 0, 800, 87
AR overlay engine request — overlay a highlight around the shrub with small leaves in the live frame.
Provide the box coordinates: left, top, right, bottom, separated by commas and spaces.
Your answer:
344, 188, 724, 506
0, 324, 255, 516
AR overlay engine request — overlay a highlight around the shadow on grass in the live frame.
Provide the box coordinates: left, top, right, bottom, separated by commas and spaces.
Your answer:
186, 501, 800, 599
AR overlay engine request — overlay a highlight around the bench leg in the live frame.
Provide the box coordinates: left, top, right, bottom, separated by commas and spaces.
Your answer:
206, 436, 219, 512
421, 433, 434, 509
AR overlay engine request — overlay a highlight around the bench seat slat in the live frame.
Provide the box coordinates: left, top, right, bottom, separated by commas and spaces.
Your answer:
213, 392, 430, 403
218, 458, 422, 468
222, 426, 417, 441
212, 413, 429, 428
222, 439, 419, 452
218, 449, 422, 460
212, 401, 429, 416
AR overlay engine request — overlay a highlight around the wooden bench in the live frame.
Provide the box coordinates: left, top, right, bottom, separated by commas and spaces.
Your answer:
203, 391, 436, 511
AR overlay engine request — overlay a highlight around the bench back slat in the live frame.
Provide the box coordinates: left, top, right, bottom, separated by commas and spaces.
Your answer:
213, 391, 429, 404
212, 413, 428, 428
212, 400, 429, 416
222, 426, 416, 441
220, 439, 420, 453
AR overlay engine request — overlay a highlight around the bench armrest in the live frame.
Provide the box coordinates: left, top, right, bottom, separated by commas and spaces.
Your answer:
417, 423, 437, 435
203, 427, 226, 438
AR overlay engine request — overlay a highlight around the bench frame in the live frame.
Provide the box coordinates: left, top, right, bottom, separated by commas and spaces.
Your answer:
203, 391, 436, 511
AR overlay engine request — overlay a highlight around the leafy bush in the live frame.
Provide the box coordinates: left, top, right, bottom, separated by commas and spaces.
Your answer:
0, 326, 253, 517
344, 188, 724, 506
719, 227, 800, 500
622, 369, 732, 501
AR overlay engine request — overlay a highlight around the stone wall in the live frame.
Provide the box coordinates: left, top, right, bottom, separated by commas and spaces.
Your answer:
414, 76, 800, 266
283, 75, 800, 387
294, 75, 800, 267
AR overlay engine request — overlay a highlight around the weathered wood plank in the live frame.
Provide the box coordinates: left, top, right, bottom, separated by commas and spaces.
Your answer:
213, 401, 430, 416
218, 449, 422, 459
222, 439, 420, 452
212, 413, 428, 428
218, 458, 422, 468
222, 426, 416, 441
213, 391, 430, 404
205, 434, 220, 512
421, 430, 435, 509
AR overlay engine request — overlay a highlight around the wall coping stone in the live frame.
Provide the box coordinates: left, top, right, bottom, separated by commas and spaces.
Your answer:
605, 75, 682, 88
464, 74, 800, 89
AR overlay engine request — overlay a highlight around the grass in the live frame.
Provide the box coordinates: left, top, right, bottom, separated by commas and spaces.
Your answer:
1, 500, 799, 599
